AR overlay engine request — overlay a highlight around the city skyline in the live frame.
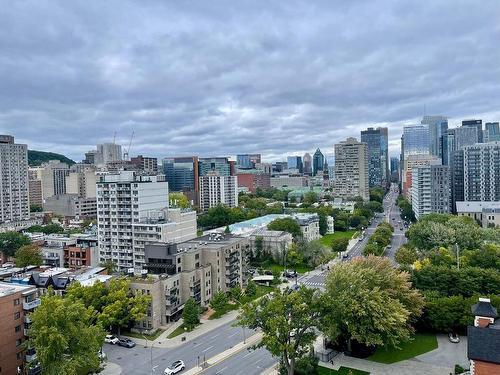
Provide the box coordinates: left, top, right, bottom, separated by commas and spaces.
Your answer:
1, 1, 500, 161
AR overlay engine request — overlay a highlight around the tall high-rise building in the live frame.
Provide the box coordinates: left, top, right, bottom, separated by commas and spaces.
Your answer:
462, 119, 483, 143
96, 171, 169, 271
400, 124, 431, 196
442, 126, 478, 166
312, 148, 325, 176
163, 156, 199, 205
286, 156, 303, 173
390, 157, 400, 183
130, 155, 158, 175
65, 165, 97, 199
0, 135, 29, 222
95, 143, 122, 166
303, 153, 312, 175
421, 115, 448, 157
402, 155, 441, 199
462, 142, 500, 202
411, 165, 451, 220
199, 174, 238, 212
360, 127, 389, 188
485, 122, 500, 142
236, 154, 261, 169
198, 157, 232, 177
333, 138, 369, 201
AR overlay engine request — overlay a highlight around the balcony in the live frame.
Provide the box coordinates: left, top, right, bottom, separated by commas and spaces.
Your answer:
24, 315, 32, 324
24, 328, 30, 336
23, 299, 41, 310
25, 349, 37, 363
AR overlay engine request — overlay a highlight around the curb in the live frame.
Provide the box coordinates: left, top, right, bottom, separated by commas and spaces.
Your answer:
183, 332, 263, 375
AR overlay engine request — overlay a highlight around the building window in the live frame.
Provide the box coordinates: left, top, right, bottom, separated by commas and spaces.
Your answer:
15, 325, 21, 333
13, 298, 20, 306
15, 339, 22, 347
14, 312, 20, 320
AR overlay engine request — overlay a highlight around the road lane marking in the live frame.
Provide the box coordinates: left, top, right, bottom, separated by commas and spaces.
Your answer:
210, 334, 220, 339
242, 351, 255, 358
215, 366, 228, 374
228, 332, 239, 338
202, 345, 214, 352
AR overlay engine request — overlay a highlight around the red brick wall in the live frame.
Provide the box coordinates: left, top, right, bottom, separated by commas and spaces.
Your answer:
475, 360, 500, 375
0, 292, 25, 374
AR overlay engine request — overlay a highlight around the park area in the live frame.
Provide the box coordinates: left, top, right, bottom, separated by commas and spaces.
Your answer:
367, 333, 438, 364
317, 230, 357, 248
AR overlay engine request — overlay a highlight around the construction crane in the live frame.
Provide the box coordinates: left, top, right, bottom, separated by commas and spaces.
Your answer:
123, 131, 134, 160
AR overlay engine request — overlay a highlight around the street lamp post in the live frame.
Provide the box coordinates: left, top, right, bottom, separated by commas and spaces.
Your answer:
455, 243, 460, 270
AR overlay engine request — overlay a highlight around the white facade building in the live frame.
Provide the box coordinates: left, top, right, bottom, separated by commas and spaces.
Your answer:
97, 171, 169, 271
411, 165, 451, 220
0, 135, 29, 222
199, 174, 238, 211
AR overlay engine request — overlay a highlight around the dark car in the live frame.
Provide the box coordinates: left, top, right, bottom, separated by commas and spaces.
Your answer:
117, 338, 136, 348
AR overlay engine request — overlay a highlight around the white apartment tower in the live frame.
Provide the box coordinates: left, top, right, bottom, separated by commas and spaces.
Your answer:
97, 171, 169, 271
411, 165, 451, 220
199, 173, 238, 211
0, 135, 29, 222
333, 137, 369, 201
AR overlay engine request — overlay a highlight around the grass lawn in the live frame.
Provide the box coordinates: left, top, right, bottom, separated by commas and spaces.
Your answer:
209, 285, 275, 320
318, 230, 356, 247
318, 366, 370, 375
122, 328, 165, 341
367, 333, 438, 364
256, 260, 314, 274
167, 323, 200, 339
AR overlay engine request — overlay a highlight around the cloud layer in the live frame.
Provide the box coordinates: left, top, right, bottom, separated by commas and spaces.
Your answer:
1, 0, 500, 162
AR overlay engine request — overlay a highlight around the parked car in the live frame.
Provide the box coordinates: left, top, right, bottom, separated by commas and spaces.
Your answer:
448, 332, 460, 343
283, 269, 296, 278
105, 335, 119, 345
117, 338, 136, 348
342, 252, 349, 258
164, 360, 185, 375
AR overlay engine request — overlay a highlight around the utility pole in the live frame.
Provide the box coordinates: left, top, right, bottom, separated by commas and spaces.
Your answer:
455, 243, 460, 270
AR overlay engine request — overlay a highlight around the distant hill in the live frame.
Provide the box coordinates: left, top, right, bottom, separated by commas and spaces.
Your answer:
28, 150, 76, 166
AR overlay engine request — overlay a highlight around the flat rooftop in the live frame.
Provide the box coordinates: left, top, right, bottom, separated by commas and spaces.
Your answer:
179, 233, 246, 252
0, 281, 35, 297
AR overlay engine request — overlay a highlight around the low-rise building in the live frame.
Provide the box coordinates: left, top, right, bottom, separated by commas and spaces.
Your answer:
456, 201, 500, 228
0, 282, 40, 375
270, 175, 309, 189
467, 297, 500, 375
135, 233, 250, 330
64, 235, 99, 269
249, 229, 293, 263
237, 171, 271, 193
295, 213, 321, 242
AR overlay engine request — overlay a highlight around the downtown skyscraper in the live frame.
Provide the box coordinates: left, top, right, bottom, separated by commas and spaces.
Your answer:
360, 127, 389, 188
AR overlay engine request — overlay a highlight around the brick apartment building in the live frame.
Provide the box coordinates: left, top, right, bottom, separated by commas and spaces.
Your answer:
0, 282, 40, 375
467, 297, 500, 375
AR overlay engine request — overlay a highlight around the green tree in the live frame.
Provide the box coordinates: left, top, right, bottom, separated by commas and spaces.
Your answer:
321, 256, 424, 352
286, 243, 304, 268
254, 236, 264, 261
268, 217, 302, 239
303, 191, 318, 205
26, 223, 64, 235
169, 192, 190, 208
210, 291, 228, 311
183, 298, 200, 330
230, 285, 243, 302
331, 238, 349, 254
237, 286, 323, 375
369, 187, 385, 203
395, 246, 418, 265
301, 241, 329, 267
15, 244, 43, 267
464, 243, 500, 270
0, 231, 31, 257
245, 280, 257, 296
67, 279, 150, 335
29, 290, 105, 375
99, 260, 116, 274
30, 204, 43, 212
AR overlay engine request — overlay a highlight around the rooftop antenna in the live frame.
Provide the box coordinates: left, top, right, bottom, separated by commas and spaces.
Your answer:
123, 130, 135, 160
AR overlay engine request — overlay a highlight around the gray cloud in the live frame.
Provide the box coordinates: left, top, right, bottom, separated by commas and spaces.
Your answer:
1, 0, 500, 162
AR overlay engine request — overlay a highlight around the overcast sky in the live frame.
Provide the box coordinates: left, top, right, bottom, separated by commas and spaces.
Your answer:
1, 1, 500, 162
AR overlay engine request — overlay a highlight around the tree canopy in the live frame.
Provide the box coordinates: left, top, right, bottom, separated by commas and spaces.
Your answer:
237, 286, 322, 375
0, 231, 31, 257
183, 298, 200, 330
29, 290, 105, 375
321, 256, 424, 351
15, 244, 43, 267
169, 192, 190, 208
267, 217, 302, 238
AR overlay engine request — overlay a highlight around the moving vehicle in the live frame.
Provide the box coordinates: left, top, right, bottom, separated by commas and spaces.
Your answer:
117, 338, 136, 348
342, 252, 349, 258
164, 360, 185, 375
105, 335, 119, 345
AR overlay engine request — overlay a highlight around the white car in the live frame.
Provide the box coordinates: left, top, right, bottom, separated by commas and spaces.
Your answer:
105, 334, 119, 345
164, 360, 185, 375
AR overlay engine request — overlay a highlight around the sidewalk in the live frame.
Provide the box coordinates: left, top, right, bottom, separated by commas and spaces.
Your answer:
124, 310, 240, 348
321, 353, 453, 375
183, 332, 263, 375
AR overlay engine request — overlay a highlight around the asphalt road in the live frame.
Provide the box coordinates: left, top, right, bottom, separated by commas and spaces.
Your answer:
201, 347, 275, 375
104, 320, 253, 374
